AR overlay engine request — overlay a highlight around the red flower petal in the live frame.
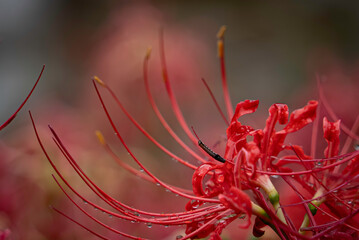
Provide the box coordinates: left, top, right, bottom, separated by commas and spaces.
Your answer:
192, 163, 217, 197
261, 103, 289, 156
225, 100, 258, 161
323, 117, 340, 158
225, 123, 253, 160
266, 101, 318, 157
281, 100, 318, 134
218, 187, 252, 228
230, 100, 259, 124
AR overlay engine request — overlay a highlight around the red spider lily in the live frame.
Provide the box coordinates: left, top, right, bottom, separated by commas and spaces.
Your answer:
31, 26, 359, 240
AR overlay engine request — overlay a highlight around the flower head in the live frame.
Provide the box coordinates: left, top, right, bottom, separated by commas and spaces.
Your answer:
32, 27, 359, 240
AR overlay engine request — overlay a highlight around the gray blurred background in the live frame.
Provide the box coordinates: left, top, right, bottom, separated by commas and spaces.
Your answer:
1, 0, 359, 127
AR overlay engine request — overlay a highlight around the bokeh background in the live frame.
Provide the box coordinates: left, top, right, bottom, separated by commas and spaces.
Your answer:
0, 1, 359, 239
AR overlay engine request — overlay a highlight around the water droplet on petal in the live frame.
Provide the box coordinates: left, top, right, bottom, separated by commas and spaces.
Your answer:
271, 175, 279, 179
216, 174, 225, 183
176, 235, 183, 239
147, 223, 152, 228
139, 168, 144, 172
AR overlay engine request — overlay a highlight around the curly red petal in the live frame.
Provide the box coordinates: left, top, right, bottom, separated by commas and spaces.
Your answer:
225, 100, 258, 161
261, 104, 288, 156
192, 163, 217, 197
281, 100, 318, 134
230, 100, 259, 124
266, 101, 318, 157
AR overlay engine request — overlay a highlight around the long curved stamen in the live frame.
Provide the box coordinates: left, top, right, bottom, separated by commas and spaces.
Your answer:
340, 114, 359, 155
280, 152, 358, 234
253, 151, 359, 176
310, 207, 359, 239
317, 75, 359, 141
51, 127, 222, 221
292, 146, 355, 211
182, 209, 233, 240
51, 206, 111, 240
52, 175, 147, 240
143, 48, 208, 163
96, 130, 194, 195
53, 172, 224, 228
0, 65, 44, 131
31, 111, 224, 232
93, 78, 198, 170
201, 77, 229, 126
95, 76, 221, 203
159, 30, 208, 148
217, 26, 233, 121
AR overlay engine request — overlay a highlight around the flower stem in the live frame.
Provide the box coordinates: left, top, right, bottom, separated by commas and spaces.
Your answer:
257, 176, 287, 224
299, 188, 325, 235
252, 202, 289, 240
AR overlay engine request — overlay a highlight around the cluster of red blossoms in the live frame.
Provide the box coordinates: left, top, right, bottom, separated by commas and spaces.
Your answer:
31, 27, 359, 239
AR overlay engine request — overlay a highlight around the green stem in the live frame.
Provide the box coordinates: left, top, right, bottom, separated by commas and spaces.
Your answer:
257, 176, 287, 224
299, 189, 325, 235
251, 202, 289, 240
